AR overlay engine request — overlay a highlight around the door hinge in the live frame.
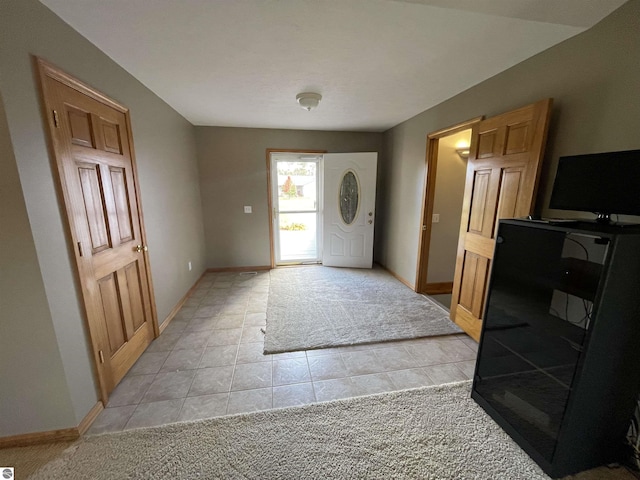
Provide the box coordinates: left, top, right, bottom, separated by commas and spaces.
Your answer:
77, 241, 83, 257
52, 109, 60, 128
99, 350, 105, 364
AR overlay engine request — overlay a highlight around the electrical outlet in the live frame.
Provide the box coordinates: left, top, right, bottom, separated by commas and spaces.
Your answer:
188, 261, 192, 271
432, 213, 440, 223
244, 206, 252, 214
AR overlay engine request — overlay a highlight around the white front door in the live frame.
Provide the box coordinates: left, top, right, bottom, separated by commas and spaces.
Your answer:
323, 152, 378, 268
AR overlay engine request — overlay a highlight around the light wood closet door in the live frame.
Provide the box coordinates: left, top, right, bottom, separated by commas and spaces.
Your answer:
39, 61, 155, 399
450, 99, 552, 341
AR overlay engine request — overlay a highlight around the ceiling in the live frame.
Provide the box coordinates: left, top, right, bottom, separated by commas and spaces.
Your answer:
40, 0, 627, 132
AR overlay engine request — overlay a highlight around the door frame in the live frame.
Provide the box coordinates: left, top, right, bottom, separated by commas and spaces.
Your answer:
415, 117, 482, 294
265, 149, 326, 268
35, 57, 159, 403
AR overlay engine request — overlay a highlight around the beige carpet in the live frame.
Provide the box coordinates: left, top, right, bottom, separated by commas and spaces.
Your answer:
265, 266, 461, 354
3, 381, 632, 480
2, 382, 635, 479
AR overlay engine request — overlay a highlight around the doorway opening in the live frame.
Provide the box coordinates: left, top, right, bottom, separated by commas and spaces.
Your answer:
267, 150, 378, 269
269, 151, 324, 265
415, 117, 481, 300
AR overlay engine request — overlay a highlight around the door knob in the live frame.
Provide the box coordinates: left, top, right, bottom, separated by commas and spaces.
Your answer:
368, 220, 373, 225
134, 244, 148, 253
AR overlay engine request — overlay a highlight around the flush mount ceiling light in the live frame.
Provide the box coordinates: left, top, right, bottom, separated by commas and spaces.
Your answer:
296, 92, 322, 111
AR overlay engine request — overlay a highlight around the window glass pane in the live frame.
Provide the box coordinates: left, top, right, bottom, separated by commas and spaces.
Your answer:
277, 162, 317, 212
339, 170, 359, 225
278, 212, 317, 262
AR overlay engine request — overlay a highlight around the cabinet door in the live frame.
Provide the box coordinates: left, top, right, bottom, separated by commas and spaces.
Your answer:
473, 223, 608, 462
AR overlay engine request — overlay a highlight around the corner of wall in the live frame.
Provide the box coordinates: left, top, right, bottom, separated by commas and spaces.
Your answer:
0, 87, 77, 435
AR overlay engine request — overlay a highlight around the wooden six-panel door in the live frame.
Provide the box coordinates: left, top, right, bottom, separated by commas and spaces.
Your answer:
450, 99, 552, 341
38, 59, 156, 401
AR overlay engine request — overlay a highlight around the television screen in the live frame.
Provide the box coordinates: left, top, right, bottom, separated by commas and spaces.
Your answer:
549, 149, 640, 217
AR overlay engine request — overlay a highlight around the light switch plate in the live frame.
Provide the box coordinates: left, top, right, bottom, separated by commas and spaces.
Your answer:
432, 213, 440, 223
244, 206, 252, 213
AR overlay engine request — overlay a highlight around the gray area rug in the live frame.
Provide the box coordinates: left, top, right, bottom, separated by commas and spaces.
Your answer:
26, 382, 550, 480
265, 266, 461, 354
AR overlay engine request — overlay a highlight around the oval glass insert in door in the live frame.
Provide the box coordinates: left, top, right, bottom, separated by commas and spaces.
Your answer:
339, 170, 360, 225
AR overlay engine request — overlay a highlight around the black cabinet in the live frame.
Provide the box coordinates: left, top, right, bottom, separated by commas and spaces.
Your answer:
472, 219, 640, 478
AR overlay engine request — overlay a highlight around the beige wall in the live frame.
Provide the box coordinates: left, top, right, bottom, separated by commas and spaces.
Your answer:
0, 92, 77, 435
195, 127, 383, 268
427, 131, 471, 284
378, 0, 640, 283
0, 0, 205, 435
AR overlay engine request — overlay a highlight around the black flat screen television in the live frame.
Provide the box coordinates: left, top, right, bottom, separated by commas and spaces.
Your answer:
549, 149, 640, 221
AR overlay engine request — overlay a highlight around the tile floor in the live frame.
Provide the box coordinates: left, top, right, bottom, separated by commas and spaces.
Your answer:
88, 270, 478, 434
